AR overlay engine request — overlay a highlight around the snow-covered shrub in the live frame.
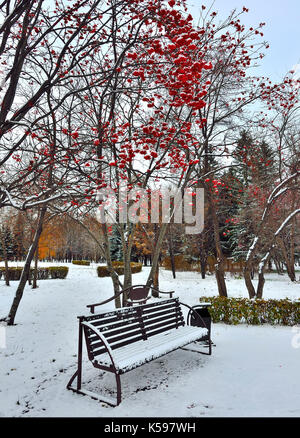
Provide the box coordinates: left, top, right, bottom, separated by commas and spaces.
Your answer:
0, 267, 23, 281
72, 260, 90, 266
199, 296, 300, 326
48, 266, 69, 279
97, 262, 142, 277
0, 266, 69, 281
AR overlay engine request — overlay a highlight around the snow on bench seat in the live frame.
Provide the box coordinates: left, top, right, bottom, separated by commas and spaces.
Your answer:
94, 325, 207, 372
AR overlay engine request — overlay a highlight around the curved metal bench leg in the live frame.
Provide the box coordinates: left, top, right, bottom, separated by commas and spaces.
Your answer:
116, 373, 122, 405
67, 361, 122, 406
67, 369, 121, 407
66, 369, 79, 390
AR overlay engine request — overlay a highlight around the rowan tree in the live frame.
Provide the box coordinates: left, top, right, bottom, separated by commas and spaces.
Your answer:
47, 0, 214, 303
181, 6, 300, 296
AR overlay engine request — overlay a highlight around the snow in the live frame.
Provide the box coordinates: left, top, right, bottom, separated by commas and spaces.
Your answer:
0, 262, 299, 417
246, 236, 258, 261
274, 209, 300, 237
91, 325, 207, 372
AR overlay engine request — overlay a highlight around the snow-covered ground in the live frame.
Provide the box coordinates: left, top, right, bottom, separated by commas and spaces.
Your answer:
0, 262, 299, 417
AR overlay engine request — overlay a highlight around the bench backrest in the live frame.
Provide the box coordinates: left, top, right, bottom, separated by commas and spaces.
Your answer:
81, 298, 184, 360
123, 285, 150, 306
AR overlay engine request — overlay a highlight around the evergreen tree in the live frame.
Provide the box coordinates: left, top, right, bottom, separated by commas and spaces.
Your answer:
0, 226, 17, 260
232, 130, 254, 187
227, 195, 256, 261
253, 139, 276, 188
227, 132, 277, 261
109, 225, 123, 261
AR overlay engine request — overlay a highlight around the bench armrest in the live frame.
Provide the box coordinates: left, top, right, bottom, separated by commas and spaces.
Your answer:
151, 287, 175, 298
179, 301, 209, 330
81, 321, 118, 369
87, 286, 175, 313
87, 290, 125, 313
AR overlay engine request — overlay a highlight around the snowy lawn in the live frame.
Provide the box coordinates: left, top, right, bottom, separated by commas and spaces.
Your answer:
0, 263, 299, 417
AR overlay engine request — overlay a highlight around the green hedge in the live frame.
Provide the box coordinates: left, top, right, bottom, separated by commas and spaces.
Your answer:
199, 296, 300, 326
97, 262, 142, 277
72, 260, 90, 266
0, 266, 69, 281
0, 267, 23, 281
48, 266, 69, 279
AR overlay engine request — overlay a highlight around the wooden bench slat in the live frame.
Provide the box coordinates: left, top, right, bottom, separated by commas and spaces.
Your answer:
85, 299, 175, 323
87, 300, 180, 339
141, 303, 178, 317
86, 299, 185, 357
90, 314, 185, 356
88, 309, 181, 343
88, 319, 141, 340
92, 301, 178, 327
108, 314, 183, 346
91, 326, 144, 351
92, 333, 146, 356
143, 310, 182, 327
146, 321, 184, 338
91, 312, 139, 328
144, 313, 183, 331
94, 319, 185, 355
89, 309, 179, 342
143, 307, 182, 327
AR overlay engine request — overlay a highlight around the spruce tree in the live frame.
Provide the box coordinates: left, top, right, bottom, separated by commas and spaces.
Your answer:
228, 132, 276, 261
109, 225, 123, 261
0, 227, 17, 260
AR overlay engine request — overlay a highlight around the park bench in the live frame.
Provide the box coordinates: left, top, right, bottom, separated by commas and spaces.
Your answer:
86, 284, 175, 313
67, 297, 212, 406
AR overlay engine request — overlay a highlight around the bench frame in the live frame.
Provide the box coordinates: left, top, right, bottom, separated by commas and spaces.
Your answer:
67, 298, 212, 406
86, 284, 174, 313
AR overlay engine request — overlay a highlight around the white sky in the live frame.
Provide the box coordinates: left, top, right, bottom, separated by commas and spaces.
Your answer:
187, 0, 300, 82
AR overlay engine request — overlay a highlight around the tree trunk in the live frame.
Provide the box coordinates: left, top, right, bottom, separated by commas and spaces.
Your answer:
32, 244, 39, 289
208, 193, 227, 297
153, 263, 159, 291
277, 236, 296, 282
256, 263, 266, 299
5, 207, 47, 325
289, 217, 296, 281
200, 259, 206, 279
101, 223, 121, 308
256, 251, 272, 299
198, 234, 207, 279
274, 257, 284, 275
256, 272, 265, 299
146, 223, 168, 290
244, 243, 258, 298
167, 224, 176, 279
214, 263, 227, 297
244, 266, 256, 299
0, 229, 10, 286
151, 224, 160, 296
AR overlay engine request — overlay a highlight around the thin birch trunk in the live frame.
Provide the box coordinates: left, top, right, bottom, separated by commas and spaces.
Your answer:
101, 223, 121, 308
208, 193, 227, 297
32, 244, 39, 289
5, 206, 47, 325
0, 229, 10, 286
146, 223, 168, 290
277, 236, 296, 282
167, 224, 176, 279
